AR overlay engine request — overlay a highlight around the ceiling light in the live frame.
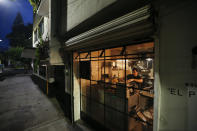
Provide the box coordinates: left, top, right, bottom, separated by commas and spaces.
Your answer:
146, 58, 152, 61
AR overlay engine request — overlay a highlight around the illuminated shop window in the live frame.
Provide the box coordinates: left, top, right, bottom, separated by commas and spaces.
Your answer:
74, 42, 154, 131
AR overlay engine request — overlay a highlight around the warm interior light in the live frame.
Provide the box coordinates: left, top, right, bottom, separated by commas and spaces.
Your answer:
146, 58, 152, 61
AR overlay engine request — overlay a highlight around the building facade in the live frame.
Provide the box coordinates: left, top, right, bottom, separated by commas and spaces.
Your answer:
32, 0, 64, 96
32, 0, 197, 130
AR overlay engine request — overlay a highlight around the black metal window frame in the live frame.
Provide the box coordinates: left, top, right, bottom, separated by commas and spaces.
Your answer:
74, 43, 154, 130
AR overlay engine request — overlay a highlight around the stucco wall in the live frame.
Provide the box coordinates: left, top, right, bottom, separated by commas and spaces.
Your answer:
49, 0, 63, 65
158, 1, 197, 130
49, 43, 63, 65
67, 0, 116, 31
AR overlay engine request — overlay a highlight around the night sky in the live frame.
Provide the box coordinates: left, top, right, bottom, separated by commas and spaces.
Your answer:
0, 0, 33, 51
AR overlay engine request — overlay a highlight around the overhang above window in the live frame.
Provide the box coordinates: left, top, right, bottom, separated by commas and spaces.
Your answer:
65, 5, 154, 52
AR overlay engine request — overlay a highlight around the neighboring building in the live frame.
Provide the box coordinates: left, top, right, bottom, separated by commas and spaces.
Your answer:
32, 0, 49, 94
32, 0, 64, 97
32, 0, 197, 131
21, 47, 36, 71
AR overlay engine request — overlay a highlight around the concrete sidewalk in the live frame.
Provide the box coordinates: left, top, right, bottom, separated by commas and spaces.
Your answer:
0, 74, 91, 131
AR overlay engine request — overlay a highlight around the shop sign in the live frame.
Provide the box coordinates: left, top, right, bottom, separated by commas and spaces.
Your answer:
168, 82, 197, 98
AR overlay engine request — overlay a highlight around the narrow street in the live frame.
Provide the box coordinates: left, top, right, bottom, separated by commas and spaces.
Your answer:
0, 73, 80, 131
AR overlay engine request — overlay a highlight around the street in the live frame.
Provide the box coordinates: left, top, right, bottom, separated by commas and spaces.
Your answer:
0, 73, 82, 131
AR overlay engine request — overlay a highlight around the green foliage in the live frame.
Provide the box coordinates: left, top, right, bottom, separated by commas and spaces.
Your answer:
1, 13, 33, 67
6, 47, 24, 60
0, 53, 6, 62
0, 47, 24, 67
29, 0, 40, 13
6, 13, 33, 48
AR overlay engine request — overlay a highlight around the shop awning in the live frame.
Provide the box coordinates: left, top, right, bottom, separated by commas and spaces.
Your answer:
65, 5, 154, 52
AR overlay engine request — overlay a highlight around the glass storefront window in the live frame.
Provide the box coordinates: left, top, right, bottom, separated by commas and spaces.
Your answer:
91, 60, 104, 81
80, 52, 89, 58
126, 42, 154, 131
81, 95, 91, 115
91, 50, 104, 58
126, 42, 154, 55
74, 42, 154, 131
105, 47, 125, 60
105, 47, 123, 56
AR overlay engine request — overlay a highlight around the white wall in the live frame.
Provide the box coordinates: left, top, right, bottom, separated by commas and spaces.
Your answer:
73, 58, 80, 121
158, 1, 197, 130
32, 30, 38, 48
67, 0, 116, 31
33, 16, 49, 48
42, 17, 49, 41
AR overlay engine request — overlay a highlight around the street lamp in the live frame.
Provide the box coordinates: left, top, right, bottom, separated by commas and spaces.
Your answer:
0, 39, 2, 42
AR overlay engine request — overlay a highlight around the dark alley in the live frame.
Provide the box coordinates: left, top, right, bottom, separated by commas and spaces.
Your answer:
0, 73, 89, 131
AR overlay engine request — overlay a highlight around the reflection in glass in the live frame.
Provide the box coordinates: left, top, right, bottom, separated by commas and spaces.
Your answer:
81, 79, 90, 96
90, 101, 104, 125
81, 95, 91, 115
91, 81, 104, 104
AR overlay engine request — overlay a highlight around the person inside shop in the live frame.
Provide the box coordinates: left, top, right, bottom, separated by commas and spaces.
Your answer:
127, 67, 143, 89
127, 68, 152, 127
